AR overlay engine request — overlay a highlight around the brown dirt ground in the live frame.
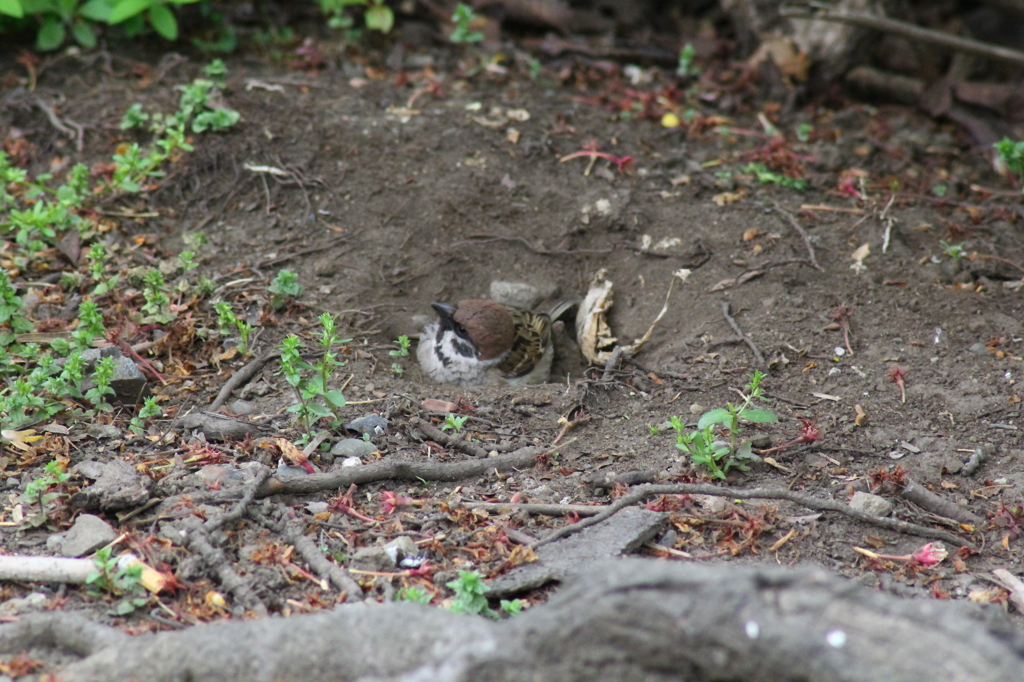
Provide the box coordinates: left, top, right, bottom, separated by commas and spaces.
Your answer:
4, 34, 1024, 653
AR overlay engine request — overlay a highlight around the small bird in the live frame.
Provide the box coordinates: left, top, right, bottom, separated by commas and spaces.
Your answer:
417, 299, 559, 387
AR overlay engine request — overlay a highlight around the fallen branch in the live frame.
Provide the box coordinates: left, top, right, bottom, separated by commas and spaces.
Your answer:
249, 503, 362, 601
900, 478, 984, 526
147, 445, 548, 518
0, 555, 95, 584
409, 417, 489, 458
181, 517, 269, 618
208, 351, 281, 412
460, 500, 610, 516
720, 302, 765, 367
781, 6, 1024, 67
0, 613, 125, 658
771, 199, 823, 271
204, 466, 273, 533
532, 483, 974, 549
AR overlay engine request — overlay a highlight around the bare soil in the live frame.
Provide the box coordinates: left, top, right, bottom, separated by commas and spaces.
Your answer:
3, 34, 1024, 661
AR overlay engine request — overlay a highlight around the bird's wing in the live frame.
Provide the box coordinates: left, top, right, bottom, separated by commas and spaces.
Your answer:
499, 308, 551, 378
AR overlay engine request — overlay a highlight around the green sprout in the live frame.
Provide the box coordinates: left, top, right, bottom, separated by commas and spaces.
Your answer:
743, 163, 807, 191
940, 240, 966, 260
450, 3, 484, 43
676, 43, 698, 77
268, 269, 303, 310
441, 414, 468, 432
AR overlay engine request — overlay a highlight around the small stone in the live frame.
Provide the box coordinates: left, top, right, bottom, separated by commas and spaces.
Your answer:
0, 592, 48, 616
225, 399, 258, 416
490, 281, 543, 310
62, 514, 115, 557
968, 343, 989, 355
341, 457, 363, 467
305, 501, 329, 514
79, 347, 148, 404
46, 534, 65, 553
330, 438, 378, 458
848, 491, 892, 517
345, 414, 388, 437
350, 546, 396, 572
86, 424, 122, 439
421, 399, 457, 413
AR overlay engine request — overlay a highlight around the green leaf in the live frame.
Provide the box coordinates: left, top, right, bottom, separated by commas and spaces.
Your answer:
364, 4, 392, 32
307, 404, 334, 419
697, 408, 731, 430
323, 390, 346, 409
71, 20, 97, 47
78, 0, 113, 21
147, 2, 176, 39
108, 0, 150, 23
0, 0, 24, 18
738, 408, 777, 423
36, 18, 66, 51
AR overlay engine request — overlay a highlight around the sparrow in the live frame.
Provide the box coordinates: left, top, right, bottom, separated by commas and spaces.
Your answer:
417, 299, 563, 387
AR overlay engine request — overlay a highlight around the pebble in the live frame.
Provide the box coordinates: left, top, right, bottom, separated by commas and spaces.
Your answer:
848, 491, 892, 517
86, 424, 121, 439
346, 414, 388, 437
61, 514, 115, 557
968, 343, 988, 355
330, 438, 378, 459
341, 457, 363, 468
490, 281, 543, 310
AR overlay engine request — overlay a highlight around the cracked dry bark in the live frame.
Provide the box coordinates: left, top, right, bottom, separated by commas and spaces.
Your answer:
20, 559, 1022, 682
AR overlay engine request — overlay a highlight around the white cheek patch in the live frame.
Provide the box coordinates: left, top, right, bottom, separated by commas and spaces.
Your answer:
417, 325, 504, 386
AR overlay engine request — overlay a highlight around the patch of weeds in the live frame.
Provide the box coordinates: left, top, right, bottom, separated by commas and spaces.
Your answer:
939, 240, 966, 260
397, 586, 433, 603
319, 0, 393, 37
450, 3, 483, 43
22, 459, 70, 525
743, 163, 807, 191
994, 138, 1024, 189
389, 335, 410, 376
129, 396, 163, 435
796, 123, 812, 143
268, 269, 303, 310
676, 43, 698, 77
87, 547, 149, 616
441, 414, 468, 432
214, 302, 254, 355
447, 570, 522, 618
670, 371, 777, 479
277, 313, 351, 441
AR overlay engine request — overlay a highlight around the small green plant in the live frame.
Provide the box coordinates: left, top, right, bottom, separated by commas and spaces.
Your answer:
648, 423, 660, 436
129, 396, 163, 435
743, 163, 807, 191
441, 414, 468, 433
931, 183, 948, 198
796, 123, 813, 143
940, 240, 966, 260
995, 138, 1024, 189
277, 313, 351, 441
22, 459, 71, 521
214, 301, 254, 355
389, 336, 411, 358
449, 3, 483, 43
397, 585, 432, 603
87, 546, 149, 616
676, 43, 698, 77
447, 570, 522, 618
268, 269, 303, 310
319, 0, 393, 34
390, 362, 404, 377
671, 371, 777, 479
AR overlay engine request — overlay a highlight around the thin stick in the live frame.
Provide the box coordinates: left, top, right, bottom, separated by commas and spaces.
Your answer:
208, 351, 281, 411
720, 302, 765, 367
460, 500, 609, 516
532, 483, 974, 549
771, 200, 823, 271
781, 6, 1024, 67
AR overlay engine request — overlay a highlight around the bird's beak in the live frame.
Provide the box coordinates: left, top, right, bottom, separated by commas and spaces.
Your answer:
431, 302, 457, 321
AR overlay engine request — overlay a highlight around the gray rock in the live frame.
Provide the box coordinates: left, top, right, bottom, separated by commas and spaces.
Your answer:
225, 399, 258, 416
177, 411, 256, 441
330, 438, 378, 459
86, 424, 122, 439
80, 347, 148, 404
849, 491, 893, 517
487, 506, 666, 598
69, 460, 151, 512
350, 546, 396, 572
968, 343, 989, 355
346, 414, 388, 437
490, 281, 543, 310
62, 514, 116, 557
0, 592, 47, 616
341, 457, 362, 468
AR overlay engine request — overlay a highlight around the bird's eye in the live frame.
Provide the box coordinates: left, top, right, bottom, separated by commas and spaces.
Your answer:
454, 323, 467, 336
